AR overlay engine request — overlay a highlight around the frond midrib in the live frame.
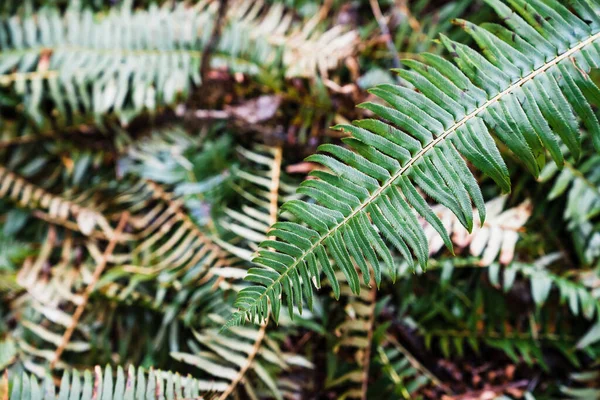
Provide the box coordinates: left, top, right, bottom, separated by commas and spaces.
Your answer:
0, 47, 266, 84
235, 30, 600, 321
1, 46, 205, 58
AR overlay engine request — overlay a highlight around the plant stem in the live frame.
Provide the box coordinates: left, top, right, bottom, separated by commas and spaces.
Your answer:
50, 212, 129, 369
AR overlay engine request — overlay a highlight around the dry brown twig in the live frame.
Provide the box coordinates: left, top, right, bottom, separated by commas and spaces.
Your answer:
50, 212, 130, 369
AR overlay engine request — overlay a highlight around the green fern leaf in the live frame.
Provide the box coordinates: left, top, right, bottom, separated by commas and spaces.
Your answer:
226, 0, 600, 328
3, 365, 208, 399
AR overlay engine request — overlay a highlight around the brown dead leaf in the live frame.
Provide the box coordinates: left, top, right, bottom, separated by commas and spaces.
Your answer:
227, 95, 282, 124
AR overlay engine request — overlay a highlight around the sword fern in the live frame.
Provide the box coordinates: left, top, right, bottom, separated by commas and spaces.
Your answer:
226, 0, 600, 328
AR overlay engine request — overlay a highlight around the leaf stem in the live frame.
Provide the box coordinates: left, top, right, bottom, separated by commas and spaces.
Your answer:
50, 211, 129, 369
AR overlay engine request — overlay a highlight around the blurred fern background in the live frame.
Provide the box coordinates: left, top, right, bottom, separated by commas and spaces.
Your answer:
1, 0, 600, 399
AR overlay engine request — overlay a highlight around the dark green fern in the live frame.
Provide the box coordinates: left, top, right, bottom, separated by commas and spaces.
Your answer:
226, 0, 600, 328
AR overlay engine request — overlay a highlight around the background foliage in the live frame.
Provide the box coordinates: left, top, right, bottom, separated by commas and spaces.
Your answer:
1, 0, 600, 399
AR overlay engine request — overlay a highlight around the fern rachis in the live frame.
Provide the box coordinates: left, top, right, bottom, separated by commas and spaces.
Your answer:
227, 0, 600, 328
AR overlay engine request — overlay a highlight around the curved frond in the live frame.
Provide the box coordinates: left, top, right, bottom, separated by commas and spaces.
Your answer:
0, 165, 114, 238
227, 0, 600, 327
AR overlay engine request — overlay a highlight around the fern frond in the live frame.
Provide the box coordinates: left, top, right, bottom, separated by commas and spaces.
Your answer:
541, 153, 600, 264
480, 255, 600, 329
0, 0, 357, 129
8, 227, 115, 373
217, 145, 298, 260
210, 145, 312, 399
223, 0, 357, 79
500, 256, 600, 349
16, 229, 86, 307
167, 143, 316, 399
424, 196, 531, 266
376, 335, 441, 399
416, 252, 600, 329
171, 314, 311, 400
281, 24, 357, 79
561, 369, 600, 399
423, 327, 576, 370
400, 254, 597, 367
2, 364, 209, 399
327, 273, 376, 400
227, 0, 600, 327
121, 180, 230, 269
8, 178, 233, 371
0, 3, 204, 125
0, 165, 114, 238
